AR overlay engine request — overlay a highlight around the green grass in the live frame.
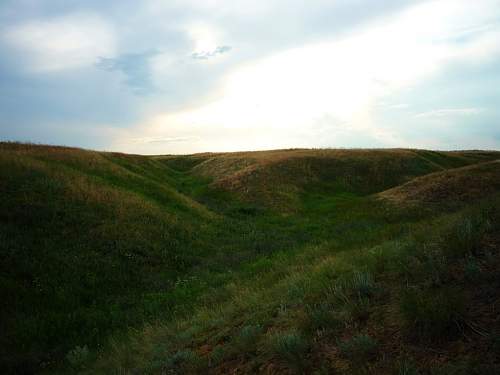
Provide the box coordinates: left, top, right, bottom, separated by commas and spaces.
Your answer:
400, 287, 466, 340
338, 334, 378, 362
0, 142, 499, 374
267, 331, 309, 372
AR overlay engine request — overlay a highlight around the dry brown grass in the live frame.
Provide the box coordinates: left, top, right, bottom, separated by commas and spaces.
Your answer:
0, 142, 213, 218
378, 160, 500, 206
188, 148, 498, 211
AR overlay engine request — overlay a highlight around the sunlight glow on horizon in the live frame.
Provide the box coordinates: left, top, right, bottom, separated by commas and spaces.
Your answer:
112, 0, 500, 154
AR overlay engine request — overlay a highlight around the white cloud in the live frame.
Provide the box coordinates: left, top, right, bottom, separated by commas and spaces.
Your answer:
415, 108, 483, 119
191, 45, 232, 60
127, 136, 200, 144
186, 22, 223, 54
109, 0, 500, 153
4, 13, 116, 72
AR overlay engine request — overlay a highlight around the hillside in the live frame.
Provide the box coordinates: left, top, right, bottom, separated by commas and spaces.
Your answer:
161, 149, 499, 211
379, 160, 500, 207
1, 143, 499, 374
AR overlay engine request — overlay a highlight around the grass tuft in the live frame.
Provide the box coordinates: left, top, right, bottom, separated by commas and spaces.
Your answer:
233, 324, 263, 353
268, 331, 309, 372
338, 333, 378, 362
163, 349, 202, 373
400, 287, 465, 340
301, 303, 342, 335
66, 345, 90, 370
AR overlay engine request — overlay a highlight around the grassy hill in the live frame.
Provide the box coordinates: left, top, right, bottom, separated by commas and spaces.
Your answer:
0, 143, 499, 374
379, 160, 500, 208
170, 148, 499, 212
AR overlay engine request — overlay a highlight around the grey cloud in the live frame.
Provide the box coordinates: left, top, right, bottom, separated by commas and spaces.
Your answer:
191, 46, 232, 60
96, 51, 159, 95
128, 136, 200, 144
415, 108, 483, 118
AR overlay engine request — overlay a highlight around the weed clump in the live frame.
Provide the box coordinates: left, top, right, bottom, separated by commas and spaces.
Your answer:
394, 358, 420, 375
442, 213, 490, 259
338, 333, 378, 362
163, 349, 202, 373
233, 324, 263, 353
208, 345, 226, 367
268, 331, 309, 372
66, 345, 90, 370
327, 271, 376, 323
463, 258, 481, 281
430, 360, 499, 375
301, 303, 342, 334
400, 287, 465, 340
329, 271, 376, 303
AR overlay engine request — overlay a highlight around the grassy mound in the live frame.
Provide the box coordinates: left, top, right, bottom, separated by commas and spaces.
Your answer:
186, 149, 499, 211
378, 159, 500, 208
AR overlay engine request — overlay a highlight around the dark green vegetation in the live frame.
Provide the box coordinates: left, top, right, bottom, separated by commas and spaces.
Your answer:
0, 143, 499, 374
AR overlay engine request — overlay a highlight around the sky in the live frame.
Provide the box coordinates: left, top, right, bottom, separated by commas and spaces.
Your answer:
1, 0, 499, 154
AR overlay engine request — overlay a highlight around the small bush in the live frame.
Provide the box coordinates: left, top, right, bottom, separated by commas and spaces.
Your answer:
338, 334, 378, 362
164, 349, 202, 373
400, 287, 465, 340
442, 214, 489, 260
233, 324, 263, 353
268, 331, 309, 372
328, 271, 376, 304
66, 345, 90, 369
430, 360, 498, 375
395, 358, 420, 375
345, 296, 371, 323
301, 303, 342, 334
463, 258, 481, 281
208, 345, 226, 367
350, 271, 376, 298
398, 242, 447, 287
489, 333, 500, 351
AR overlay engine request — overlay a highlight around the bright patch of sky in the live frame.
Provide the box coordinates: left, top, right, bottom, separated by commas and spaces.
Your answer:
1, 0, 499, 153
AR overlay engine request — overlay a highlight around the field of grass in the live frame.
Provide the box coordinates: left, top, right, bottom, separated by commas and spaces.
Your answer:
0, 142, 499, 374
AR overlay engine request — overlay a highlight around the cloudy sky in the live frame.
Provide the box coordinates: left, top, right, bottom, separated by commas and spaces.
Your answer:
1, 0, 499, 154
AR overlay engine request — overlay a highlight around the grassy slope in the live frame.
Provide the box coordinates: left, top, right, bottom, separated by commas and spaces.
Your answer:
183, 148, 499, 211
0, 143, 217, 372
379, 160, 500, 207
0, 143, 499, 374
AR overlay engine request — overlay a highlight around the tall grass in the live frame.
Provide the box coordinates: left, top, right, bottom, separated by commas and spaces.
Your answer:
267, 331, 309, 372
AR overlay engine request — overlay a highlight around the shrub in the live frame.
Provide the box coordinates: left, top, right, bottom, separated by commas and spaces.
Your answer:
328, 271, 376, 304
442, 213, 489, 260
463, 258, 481, 281
395, 358, 420, 375
338, 334, 378, 362
208, 345, 226, 367
400, 287, 465, 340
349, 271, 376, 298
326, 271, 376, 323
66, 345, 90, 369
268, 331, 309, 372
301, 303, 342, 334
233, 324, 263, 353
164, 349, 202, 373
397, 241, 447, 287
345, 296, 371, 323
430, 360, 498, 375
